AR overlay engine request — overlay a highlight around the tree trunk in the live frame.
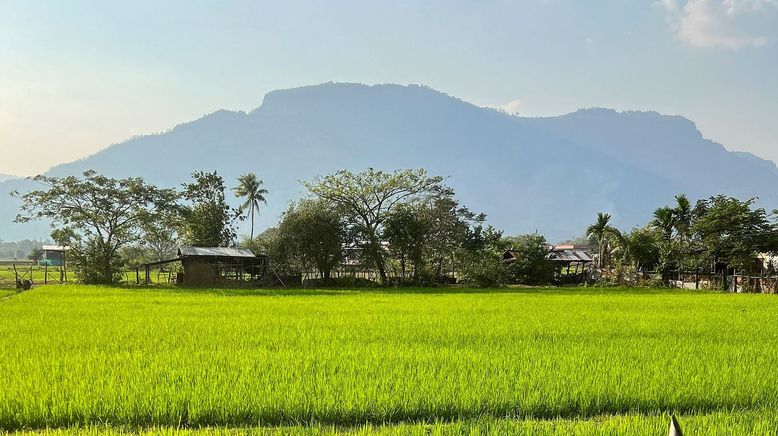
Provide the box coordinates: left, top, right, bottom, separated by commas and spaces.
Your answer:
249, 208, 255, 247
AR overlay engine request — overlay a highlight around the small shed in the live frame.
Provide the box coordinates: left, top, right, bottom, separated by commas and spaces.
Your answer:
137, 246, 267, 286
502, 245, 593, 283
39, 245, 67, 267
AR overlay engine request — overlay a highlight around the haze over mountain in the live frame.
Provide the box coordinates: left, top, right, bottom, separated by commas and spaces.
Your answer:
1, 82, 776, 242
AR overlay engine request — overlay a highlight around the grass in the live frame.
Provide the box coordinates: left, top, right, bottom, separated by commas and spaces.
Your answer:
1, 285, 777, 433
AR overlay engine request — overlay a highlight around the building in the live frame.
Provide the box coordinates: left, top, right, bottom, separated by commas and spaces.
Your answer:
39, 245, 67, 267
502, 244, 593, 284
137, 246, 268, 286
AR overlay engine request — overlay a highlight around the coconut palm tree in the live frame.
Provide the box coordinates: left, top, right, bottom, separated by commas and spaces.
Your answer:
234, 173, 268, 246
586, 212, 617, 268
673, 194, 692, 239
651, 206, 675, 241
673, 194, 693, 269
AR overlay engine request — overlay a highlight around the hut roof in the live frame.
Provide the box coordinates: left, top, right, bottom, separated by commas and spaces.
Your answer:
178, 246, 256, 258
547, 249, 593, 263
42, 245, 68, 252
502, 248, 593, 264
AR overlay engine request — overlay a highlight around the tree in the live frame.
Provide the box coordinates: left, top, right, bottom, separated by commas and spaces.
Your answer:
612, 227, 660, 271
304, 168, 445, 284
182, 171, 238, 247
275, 199, 345, 283
650, 206, 678, 271
234, 173, 268, 248
673, 194, 692, 240
458, 225, 509, 288
383, 194, 483, 283
383, 204, 425, 280
13, 171, 178, 284
504, 234, 554, 284
586, 212, 617, 268
692, 196, 775, 273
651, 206, 675, 241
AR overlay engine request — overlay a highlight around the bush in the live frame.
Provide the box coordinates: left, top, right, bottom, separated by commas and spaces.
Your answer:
69, 238, 125, 285
459, 253, 508, 288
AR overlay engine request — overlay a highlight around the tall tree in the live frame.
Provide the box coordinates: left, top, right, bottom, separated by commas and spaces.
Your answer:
612, 227, 660, 271
233, 173, 268, 247
673, 194, 693, 269
182, 171, 238, 247
692, 196, 775, 273
651, 206, 675, 241
275, 199, 345, 283
13, 171, 178, 284
304, 168, 445, 284
383, 195, 482, 282
504, 233, 554, 285
586, 212, 617, 268
651, 205, 678, 271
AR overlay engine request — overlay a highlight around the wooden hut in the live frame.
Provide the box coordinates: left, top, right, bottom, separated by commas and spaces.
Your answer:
137, 246, 267, 286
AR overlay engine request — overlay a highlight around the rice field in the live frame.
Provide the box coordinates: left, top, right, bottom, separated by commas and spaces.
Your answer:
1, 285, 778, 434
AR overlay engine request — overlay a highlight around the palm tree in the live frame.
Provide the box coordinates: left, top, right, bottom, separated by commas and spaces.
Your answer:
587, 212, 617, 268
651, 206, 675, 241
673, 194, 692, 239
673, 194, 692, 269
234, 173, 268, 246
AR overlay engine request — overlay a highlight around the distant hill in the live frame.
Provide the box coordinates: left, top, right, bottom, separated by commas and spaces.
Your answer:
2, 82, 777, 242
0, 174, 19, 183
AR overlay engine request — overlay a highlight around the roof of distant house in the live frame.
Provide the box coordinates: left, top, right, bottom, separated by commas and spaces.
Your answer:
178, 246, 256, 258
41, 245, 68, 252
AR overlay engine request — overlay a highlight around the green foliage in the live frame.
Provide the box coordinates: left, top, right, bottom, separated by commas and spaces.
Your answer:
233, 172, 268, 245
384, 194, 483, 284
181, 171, 238, 247
13, 171, 178, 284
692, 195, 776, 272
611, 227, 660, 271
304, 168, 447, 284
275, 199, 346, 282
504, 234, 554, 284
251, 227, 295, 274
459, 226, 508, 287
2, 286, 778, 432
594, 193, 778, 278
586, 212, 618, 268
68, 238, 125, 284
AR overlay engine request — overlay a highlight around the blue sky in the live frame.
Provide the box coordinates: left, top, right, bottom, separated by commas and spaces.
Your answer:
1, 0, 776, 175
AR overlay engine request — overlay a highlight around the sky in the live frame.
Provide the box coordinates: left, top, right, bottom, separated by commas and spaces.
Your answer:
1, 0, 777, 176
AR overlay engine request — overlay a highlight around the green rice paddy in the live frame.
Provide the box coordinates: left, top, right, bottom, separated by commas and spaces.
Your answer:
1, 285, 777, 434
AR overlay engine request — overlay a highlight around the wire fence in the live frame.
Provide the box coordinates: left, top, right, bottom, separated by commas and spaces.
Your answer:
0, 261, 69, 289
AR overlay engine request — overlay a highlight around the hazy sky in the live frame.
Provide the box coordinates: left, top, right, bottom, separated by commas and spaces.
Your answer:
1, 0, 777, 176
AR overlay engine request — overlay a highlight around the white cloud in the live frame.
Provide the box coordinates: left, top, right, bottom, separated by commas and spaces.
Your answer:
660, 0, 778, 49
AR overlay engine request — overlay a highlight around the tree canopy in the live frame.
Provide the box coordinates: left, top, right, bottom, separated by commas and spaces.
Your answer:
13, 171, 178, 284
304, 168, 446, 284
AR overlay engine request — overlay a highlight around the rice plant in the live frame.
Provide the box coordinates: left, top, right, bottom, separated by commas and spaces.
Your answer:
1, 286, 777, 433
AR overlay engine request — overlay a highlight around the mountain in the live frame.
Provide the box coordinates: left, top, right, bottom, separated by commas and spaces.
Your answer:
0, 174, 19, 183
1, 82, 777, 242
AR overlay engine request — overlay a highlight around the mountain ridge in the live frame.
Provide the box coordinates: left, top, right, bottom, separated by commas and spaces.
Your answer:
2, 82, 776, 242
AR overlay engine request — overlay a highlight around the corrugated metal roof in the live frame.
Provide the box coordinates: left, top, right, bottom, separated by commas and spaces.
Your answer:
178, 246, 256, 258
547, 249, 593, 262
42, 245, 67, 251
